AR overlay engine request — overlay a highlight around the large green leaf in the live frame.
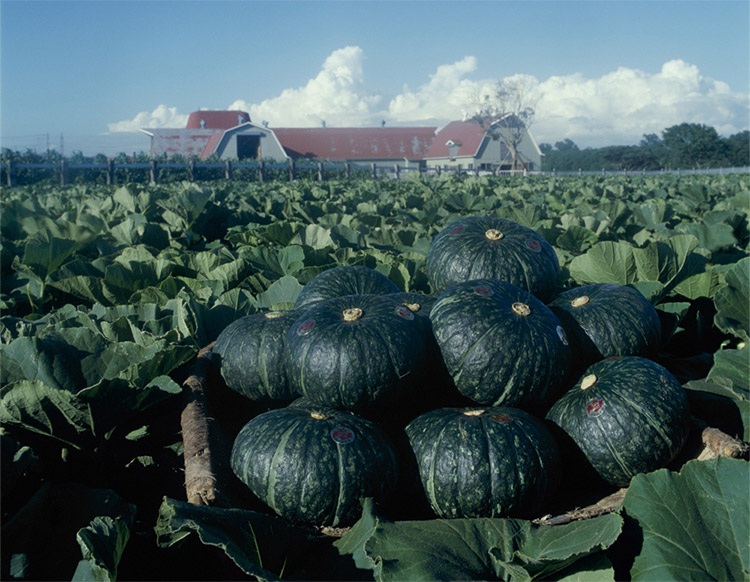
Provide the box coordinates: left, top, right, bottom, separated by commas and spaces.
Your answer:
336, 501, 623, 581
21, 233, 80, 280
72, 514, 135, 582
568, 241, 637, 285
714, 257, 749, 342
624, 458, 750, 581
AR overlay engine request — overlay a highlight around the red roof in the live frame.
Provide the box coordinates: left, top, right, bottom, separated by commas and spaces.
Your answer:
272, 127, 437, 161
425, 119, 488, 159
186, 110, 250, 129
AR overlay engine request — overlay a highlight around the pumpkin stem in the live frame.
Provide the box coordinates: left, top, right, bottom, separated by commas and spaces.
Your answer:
342, 307, 363, 321
581, 374, 598, 390
404, 302, 421, 312
512, 302, 531, 316
310, 411, 330, 420
463, 409, 485, 416
571, 296, 590, 308
485, 228, 504, 241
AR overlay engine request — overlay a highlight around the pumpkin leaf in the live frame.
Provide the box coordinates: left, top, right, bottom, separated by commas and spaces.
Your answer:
714, 257, 749, 342
72, 514, 135, 582
624, 457, 750, 581
568, 241, 637, 285
336, 502, 623, 581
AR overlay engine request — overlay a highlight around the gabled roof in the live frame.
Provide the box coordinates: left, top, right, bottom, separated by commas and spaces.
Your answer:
272, 127, 437, 161
425, 118, 490, 159
186, 110, 250, 129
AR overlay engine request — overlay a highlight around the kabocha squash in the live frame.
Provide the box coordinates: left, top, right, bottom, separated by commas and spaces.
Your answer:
548, 283, 662, 368
212, 310, 300, 402
425, 215, 560, 301
230, 403, 398, 527
430, 279, 572, 409
295, 265, 400, 310
546, 356, 691, 487
405, 407, 561, 518
285, 294, 427, 412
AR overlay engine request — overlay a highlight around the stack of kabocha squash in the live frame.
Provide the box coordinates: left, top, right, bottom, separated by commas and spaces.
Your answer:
213, 215, 690, 528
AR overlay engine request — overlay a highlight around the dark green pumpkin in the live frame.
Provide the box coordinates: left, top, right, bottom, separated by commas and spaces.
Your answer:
213, 310, 300, 401
546, 356, 691, 486
285, 294, 427, 412
295, 265, 400, 310
405, 406, 560, 518
425, 216, 560, 301
230, 403, 398, 526
430, 279, 572, 409
548, 283, 662, 369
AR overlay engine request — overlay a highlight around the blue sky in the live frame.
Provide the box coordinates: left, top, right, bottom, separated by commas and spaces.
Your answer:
2, 0, 748, 156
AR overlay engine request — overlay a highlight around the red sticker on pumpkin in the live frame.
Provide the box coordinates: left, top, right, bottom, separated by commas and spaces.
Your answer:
396, 306, 415, 320
297, 320, 315, 336
491, 414, 512, 423
526, 239, 542, 253
474, 285, 494, 296
330, 427, 355, 444
586, 398, 605, 417
449, 226, 464, 235
556, 325, 568, 345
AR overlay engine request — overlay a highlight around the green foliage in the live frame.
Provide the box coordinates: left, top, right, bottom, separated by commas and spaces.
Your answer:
0, 174, 748, 580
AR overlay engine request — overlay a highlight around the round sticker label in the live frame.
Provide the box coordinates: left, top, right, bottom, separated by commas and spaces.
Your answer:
396, 305, 415, 320
330, 427, 355, 444
449, 225, 464, 235
491, 413, 512, 423
526, 239, 542, 253
297, 320, 315, 336
586, 397, 605, 417
556, 325, 569, 345
474, 285, 494, 296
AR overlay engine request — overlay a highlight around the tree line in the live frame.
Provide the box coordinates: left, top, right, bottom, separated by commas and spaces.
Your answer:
539, 123, 749, 172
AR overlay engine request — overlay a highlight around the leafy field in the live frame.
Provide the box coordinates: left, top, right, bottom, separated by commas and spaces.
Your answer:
1, 173, 748, 580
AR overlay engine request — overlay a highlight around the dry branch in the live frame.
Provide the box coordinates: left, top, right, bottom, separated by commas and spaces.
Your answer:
181, 342, 221, 506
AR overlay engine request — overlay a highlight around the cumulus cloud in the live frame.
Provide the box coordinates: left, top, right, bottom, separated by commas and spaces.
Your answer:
534, 59, 749, 146
108, 48, 748, 147
229, 46, 383, 127
107, 104, 188, 133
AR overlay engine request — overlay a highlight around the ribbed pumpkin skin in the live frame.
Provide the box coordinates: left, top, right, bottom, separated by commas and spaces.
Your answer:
285, 294, 427, 412
546, 356, 690, 487
425, 216, 559, 301
405, 407, 560, 518
548, 284, 662, 367
295, 265, 400, 310
213, 310, 300, 401
430, 279, 572, 408
230, 404, 398, 526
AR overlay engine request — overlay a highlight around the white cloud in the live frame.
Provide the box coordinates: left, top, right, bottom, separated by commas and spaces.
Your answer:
108, 49, 748, 147
107, 104, 189, 133
229, 46, 383, 127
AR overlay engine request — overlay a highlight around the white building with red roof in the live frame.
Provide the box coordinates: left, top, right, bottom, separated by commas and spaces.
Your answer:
141, 111, 541, 172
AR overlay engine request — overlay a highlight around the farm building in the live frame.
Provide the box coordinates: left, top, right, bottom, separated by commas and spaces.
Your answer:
142, 110, 541, 171
424, 116, 543, 172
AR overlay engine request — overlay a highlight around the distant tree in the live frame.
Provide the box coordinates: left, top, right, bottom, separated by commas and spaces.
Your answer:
724, 130, 750, 166
474, 76, 538, 172
661, 123, 726, 168
554, 139, 579, 152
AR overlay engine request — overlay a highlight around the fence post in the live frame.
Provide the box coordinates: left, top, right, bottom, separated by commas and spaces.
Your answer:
436, 165, 441, 176
288, 158, 295, 181
258, 160, 264, 182
317, 162, 324, 181
394, 164, 400, 179
106, 158, 115, 185
188, 159, 195, 182
371, 163, 377, 179
60, 160, 68, 186
150, 160, 158, 184
225, 160, 232, 181
7, 159, 16, 187
345, 162, 351, 179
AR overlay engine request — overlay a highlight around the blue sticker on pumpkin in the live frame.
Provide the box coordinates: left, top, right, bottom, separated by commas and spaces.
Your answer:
396, 305, 415, 320
297, 320, 315, 336
586, 397, 605, 417
556, 325, 568, 345
330, 427, 355, 444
